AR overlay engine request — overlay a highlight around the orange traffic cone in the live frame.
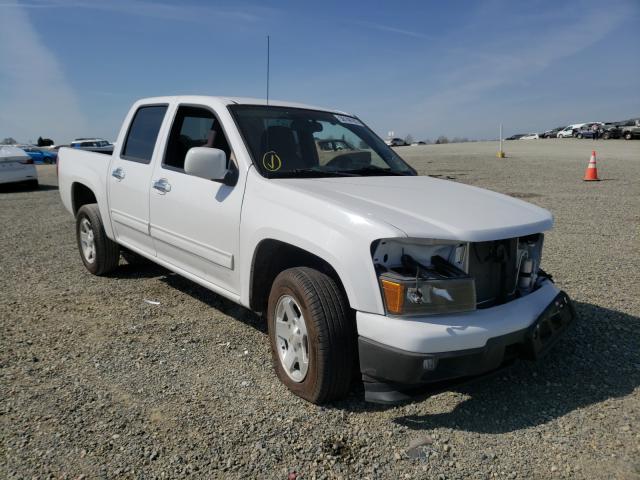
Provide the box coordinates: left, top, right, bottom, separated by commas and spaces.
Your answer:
583, 150, 600, 181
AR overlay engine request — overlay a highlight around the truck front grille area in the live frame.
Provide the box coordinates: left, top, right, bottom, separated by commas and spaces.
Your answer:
468, 238, 520, 308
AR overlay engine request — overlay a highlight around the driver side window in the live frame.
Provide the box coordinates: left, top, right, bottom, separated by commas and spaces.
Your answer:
163, 106, 232, 171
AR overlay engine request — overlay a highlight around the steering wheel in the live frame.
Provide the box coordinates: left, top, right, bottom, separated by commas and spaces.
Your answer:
325, 152, 370, 170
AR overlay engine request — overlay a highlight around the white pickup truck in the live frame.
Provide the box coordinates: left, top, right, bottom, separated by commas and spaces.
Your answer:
58, 96, 575, 404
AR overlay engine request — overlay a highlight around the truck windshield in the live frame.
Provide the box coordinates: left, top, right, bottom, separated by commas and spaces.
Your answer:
229, 105, 416, 178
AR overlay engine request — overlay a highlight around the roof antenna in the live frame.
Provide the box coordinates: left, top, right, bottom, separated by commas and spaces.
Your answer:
265, 35, 271, 157
266, 35, 270, 106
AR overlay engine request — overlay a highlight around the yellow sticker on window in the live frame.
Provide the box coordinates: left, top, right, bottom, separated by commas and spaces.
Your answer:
262, 151, 282, 172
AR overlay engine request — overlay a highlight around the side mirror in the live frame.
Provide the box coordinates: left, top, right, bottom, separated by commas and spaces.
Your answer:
184, 147, 227, 182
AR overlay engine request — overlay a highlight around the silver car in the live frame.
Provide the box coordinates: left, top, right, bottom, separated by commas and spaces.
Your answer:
0, 145, 38, 188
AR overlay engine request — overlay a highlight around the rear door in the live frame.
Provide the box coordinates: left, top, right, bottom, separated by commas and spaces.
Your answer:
148, 104, 243, 295
107, 104, 169, 256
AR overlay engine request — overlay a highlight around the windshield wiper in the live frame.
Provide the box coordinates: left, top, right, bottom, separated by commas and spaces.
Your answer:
268, 168, 357, 178
338, 165, 411, 176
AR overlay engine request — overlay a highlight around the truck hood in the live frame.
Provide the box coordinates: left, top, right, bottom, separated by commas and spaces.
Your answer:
277, 175, 553, 241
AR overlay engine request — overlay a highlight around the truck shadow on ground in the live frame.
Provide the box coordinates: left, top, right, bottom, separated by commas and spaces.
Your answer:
102, 263, 640, 431
159, 271, 267, 334
381, 301, 639, 434
109, 261, 169, 280
107, 265, 267, 333
159, 270, 640, 433
0, 183, 58, 193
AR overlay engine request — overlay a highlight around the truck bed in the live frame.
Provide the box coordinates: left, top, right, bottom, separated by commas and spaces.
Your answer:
58, 147, 113, 234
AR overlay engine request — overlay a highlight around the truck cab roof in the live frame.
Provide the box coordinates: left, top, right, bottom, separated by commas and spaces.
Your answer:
134, 95, 351, 116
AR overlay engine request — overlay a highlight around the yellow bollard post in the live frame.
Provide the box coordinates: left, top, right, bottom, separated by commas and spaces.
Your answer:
497, 123, 506, 158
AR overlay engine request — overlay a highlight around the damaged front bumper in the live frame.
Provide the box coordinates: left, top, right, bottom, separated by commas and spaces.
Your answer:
358, 287, 575, 403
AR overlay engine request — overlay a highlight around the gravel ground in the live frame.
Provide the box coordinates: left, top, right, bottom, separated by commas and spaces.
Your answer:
1, 139, 639, 479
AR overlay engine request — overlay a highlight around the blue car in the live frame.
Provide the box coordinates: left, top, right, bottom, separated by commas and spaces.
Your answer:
575, 123, 603, 139
21, 147, 57, 164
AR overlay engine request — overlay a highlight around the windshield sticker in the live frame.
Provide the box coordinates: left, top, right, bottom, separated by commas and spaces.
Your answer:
334, 114, 364, 127
262, 151, 282, 172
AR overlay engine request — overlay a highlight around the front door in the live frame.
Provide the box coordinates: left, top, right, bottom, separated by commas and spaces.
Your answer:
148, 105, 243, 295
108, 104, 169, 256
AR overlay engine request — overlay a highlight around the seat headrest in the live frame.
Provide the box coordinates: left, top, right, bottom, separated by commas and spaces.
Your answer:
260, 125, 302, 166
262, 126, 296, 152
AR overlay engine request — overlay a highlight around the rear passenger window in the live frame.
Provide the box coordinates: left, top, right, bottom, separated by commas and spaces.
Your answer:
122, 105, 167, 163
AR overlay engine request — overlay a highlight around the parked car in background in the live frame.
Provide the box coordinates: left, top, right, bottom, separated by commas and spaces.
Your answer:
540, 127, 565, 138
601, 122, 622, 139
505, 134, 526, 140
385, 137, 409, 147
316, 139, 354, 152
519, 133, 539, 140
620, 119, 640, 140
574, 123, 604, 139
21, 146, 57, 164
557, 124, 584, 138
0, 145, 38, 188
70, 138, 114, 154
574, 128, 594, 139
315, 139, 369, 166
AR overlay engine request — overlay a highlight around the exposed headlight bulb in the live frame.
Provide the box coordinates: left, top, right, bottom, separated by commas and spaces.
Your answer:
407, 287, 424, 304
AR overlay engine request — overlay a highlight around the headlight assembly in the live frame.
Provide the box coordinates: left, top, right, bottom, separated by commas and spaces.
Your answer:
379, 273, 476, 316
373, 239, 476, 316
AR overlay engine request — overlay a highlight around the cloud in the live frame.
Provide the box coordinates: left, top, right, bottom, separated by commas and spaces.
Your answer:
351, 20, 429, 39
404, 5, 630, 135
0, 4, 86, 143
0, 0, 271, 24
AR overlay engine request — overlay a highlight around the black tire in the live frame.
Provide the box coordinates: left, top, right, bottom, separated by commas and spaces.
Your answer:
624, 132, 633, 140
120, 248, 151, 266
76, 203, 120, 275
267, 267, 356, 404
603, 132, 610, 140
576, 133, 583, 139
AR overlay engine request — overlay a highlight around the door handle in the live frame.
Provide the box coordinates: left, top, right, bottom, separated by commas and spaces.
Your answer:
111, 167, 125, 180
152, 178, 171, 194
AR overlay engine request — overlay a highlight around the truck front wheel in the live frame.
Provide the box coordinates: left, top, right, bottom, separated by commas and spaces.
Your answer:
267, 267, 356, 404
76, 203, 120, 275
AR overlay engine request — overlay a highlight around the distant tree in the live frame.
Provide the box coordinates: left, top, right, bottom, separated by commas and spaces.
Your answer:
404, 134, 414, 144
435, 136, 449, 144
37, 137, 54, 147
1, 137, 17, 145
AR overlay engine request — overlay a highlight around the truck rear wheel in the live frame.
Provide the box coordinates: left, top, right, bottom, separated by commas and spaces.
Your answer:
267, 267, 355, 404
76, 203, 120, 275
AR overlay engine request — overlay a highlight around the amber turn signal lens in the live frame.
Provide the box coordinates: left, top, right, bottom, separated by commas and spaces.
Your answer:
380, 279, 405, 314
